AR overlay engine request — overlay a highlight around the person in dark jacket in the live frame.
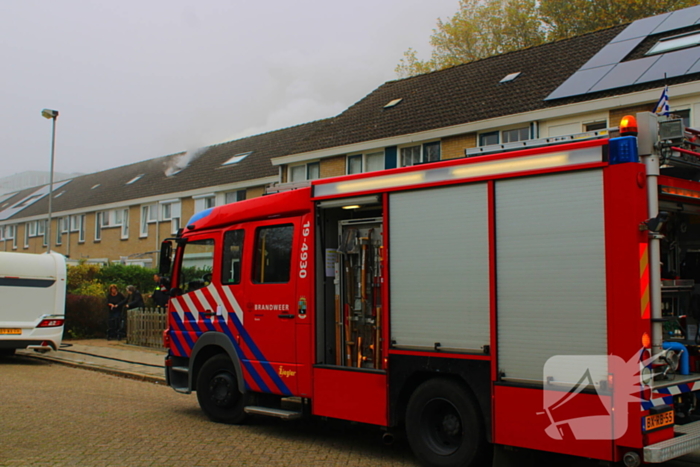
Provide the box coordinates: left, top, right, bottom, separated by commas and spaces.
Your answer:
149, 274, 170, 308
121, 285, 145, 311
106, 284, 125, 340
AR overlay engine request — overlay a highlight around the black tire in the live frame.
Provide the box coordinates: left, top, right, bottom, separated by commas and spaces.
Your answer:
406, 378, 491, 467
0, 348, 16, 357
196, 354, 247, 424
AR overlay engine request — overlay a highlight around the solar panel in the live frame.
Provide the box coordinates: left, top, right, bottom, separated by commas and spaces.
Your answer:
687, 56, 700, 75
545, 65, 614, 100
651, 5, 700, 35
588, 56, 660, 93
546, 5, 700, 101
637, 47, 700, 83
581, 37, 645, 70
612, 13, 671, 43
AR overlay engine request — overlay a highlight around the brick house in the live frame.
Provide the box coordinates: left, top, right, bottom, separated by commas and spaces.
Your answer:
2, 6, 700, 265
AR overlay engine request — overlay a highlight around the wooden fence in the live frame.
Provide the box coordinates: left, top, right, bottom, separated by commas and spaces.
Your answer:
127, 308, 167, 349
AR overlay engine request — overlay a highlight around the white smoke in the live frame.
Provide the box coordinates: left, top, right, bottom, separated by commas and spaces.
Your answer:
164, 147, 207, 177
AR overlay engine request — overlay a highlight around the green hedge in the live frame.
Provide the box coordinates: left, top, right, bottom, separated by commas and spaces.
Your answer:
64, 294, 108, 339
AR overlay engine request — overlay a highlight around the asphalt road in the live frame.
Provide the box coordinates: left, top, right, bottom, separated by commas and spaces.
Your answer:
3, 355, 700, 467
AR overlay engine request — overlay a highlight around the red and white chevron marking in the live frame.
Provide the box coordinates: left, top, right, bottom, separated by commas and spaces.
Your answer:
170, 284, 244, 325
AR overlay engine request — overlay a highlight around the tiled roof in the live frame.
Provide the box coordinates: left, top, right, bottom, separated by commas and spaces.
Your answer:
287, 23, 698, 155
4, 119, 329, 221
6, 12, 700, 222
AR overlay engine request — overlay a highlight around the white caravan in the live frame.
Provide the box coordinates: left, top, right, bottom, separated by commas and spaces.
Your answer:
0, 251, 66, 356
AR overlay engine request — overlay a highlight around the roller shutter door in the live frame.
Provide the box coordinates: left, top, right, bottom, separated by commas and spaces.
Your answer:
496, 170, 607, 384
390, 183, 490, 351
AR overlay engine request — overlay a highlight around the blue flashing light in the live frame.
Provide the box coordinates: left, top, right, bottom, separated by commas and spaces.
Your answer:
608, 136, 639, 165
186, 208, 214, 227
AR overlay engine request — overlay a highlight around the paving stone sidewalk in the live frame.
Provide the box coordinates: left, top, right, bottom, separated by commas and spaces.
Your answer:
17, 338, 166, 383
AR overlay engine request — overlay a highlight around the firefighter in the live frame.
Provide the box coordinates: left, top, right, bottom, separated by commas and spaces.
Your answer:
149, 274, 170, 308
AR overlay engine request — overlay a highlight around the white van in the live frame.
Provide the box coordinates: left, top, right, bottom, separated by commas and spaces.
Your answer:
0, 251, 66, 356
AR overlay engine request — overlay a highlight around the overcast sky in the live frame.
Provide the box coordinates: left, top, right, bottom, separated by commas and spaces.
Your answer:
0, 1, 459, 180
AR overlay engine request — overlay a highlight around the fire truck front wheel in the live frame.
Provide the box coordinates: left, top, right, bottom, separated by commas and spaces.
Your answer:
196, 354, 247, 424
406, 378, 490, 467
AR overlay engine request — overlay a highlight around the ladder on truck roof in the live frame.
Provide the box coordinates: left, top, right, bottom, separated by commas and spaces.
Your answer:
465, 128, 612, 157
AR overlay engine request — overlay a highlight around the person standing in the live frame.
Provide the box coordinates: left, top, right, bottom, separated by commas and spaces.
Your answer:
122, 285, 145, 311
106, 284, 125, 340
149, 274, 170, 308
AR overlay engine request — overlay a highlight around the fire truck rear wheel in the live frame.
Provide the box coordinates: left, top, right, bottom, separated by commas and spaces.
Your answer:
196, 354, 247, 424
406, 378, 489, 467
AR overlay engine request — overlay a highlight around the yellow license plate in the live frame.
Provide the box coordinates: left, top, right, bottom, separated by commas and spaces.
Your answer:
644, 410, 674, 432
0, 328, 21, 335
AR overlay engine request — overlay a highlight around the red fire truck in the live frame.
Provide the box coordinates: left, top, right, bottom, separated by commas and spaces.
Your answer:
162, 112, 700, 466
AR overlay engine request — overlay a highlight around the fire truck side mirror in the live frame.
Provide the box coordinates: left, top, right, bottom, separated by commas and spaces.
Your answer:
159, 240, 173, 276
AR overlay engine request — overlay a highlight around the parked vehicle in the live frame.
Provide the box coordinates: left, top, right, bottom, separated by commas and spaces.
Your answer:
0, 251, 66, 356
162, 113, 700, 466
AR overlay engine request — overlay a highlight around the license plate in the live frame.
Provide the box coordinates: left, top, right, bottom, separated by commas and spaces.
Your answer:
644, 410, 674, 432
0, 328, 21, 335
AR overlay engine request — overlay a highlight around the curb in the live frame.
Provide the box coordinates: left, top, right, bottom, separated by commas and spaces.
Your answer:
17, 351, 166, 385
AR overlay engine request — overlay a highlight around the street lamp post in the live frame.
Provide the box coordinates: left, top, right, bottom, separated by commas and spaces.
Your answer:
41, 109, 59, 253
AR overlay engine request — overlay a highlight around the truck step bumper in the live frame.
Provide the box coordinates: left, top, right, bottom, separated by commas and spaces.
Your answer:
244, 406, 302, 419
644, 420, 700, 463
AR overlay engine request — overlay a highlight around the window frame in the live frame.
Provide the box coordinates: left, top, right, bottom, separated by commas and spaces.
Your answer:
399, 142, 441, 168
193, 195, 215, 214
252, 224, 294, 284
121, 208, 130, 239
289, 162, 321, 182
479, 131, 499, 146
347, 151, 385, 175
222, 229, 245, 285
502, 126, 530, 144
584, 121, 607, 132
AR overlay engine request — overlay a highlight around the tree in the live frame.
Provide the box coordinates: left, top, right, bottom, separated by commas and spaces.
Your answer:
397, 0, 696, 78
541, 0, 697, 40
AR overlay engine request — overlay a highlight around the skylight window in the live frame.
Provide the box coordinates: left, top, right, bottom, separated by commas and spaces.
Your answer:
500, 72, 521, 83
384, 98, 403, 109
222, 152, 252, 166
126, 174, 144, 185
91, 184, 100, 189
54, 191, 65, 198
647, 31, 700, 55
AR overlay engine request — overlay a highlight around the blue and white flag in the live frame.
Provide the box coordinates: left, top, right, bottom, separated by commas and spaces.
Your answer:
654, 85, 670, 116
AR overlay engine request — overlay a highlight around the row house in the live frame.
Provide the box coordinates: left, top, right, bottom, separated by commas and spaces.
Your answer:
2, 6, 700, 266
272, 9, 700, 182
0, 119, 327, 266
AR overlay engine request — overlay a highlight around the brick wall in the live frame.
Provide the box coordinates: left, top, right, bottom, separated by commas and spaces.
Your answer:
321, 156, 346, 178
609, 104, 654, 128
246, 186, 265, 199
442, 133, 476, 160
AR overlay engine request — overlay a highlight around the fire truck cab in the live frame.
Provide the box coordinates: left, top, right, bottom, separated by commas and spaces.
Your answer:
163, 112, 700, 466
